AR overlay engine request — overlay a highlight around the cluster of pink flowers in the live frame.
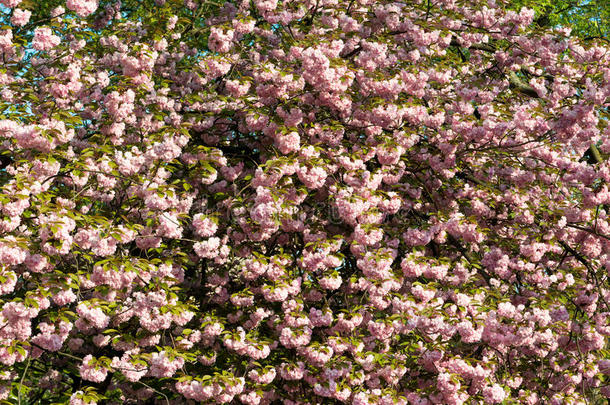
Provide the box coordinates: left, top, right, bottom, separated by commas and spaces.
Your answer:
78, 355, 108, 383
147, 351, 184, 378
11, 9, 30, 26
176, 376, 245, 402
66, 0, 98, 17
75, 303, 109, 330
32, 27, 61, 51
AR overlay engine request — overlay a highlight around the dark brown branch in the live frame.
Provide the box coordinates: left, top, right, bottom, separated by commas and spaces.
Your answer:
507, 72, 540, 98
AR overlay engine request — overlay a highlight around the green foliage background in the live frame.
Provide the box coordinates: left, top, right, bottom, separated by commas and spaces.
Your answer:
510, 0, 609, 39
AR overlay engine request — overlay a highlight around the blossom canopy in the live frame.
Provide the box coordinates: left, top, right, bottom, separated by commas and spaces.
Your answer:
0, 0, 608, 404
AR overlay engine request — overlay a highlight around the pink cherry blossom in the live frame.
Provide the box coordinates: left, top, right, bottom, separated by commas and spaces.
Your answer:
32, 27, 60, 51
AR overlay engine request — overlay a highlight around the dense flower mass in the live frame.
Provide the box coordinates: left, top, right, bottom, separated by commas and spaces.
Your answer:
0, 0, 608, 403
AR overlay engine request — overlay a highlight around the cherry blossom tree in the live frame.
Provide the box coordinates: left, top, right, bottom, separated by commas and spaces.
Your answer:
0, 0, 609, 403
